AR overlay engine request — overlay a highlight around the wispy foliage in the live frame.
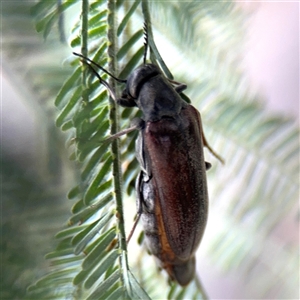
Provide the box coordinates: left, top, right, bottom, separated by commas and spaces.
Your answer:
2, 0, 298, 299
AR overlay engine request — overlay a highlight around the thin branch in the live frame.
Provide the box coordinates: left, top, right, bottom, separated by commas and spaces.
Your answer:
107, 0, 129, 285
141, 0, 173, 79
80, 0, 89, 103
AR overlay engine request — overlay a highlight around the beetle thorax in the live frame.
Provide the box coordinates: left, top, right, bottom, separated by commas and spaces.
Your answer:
136, 75, 183, 122
126, 64, 184, 122
138, 76, 183, 122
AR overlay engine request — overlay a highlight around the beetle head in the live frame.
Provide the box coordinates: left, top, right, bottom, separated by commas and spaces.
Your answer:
126, 64, 161, 99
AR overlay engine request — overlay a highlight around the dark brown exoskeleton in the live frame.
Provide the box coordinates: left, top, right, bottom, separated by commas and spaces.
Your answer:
74, 53, 223, 286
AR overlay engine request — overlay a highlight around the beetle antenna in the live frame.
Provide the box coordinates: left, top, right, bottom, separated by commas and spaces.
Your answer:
77, 57, 119, 102
73, 52, 127, 83
143, 22, 149, 65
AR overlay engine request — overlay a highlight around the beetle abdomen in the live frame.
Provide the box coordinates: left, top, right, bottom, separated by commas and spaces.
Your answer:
169, 257, 196, 286
140, 180, 197, 285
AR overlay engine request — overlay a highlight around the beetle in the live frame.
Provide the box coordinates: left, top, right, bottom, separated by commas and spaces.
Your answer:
74, 52, 223, 286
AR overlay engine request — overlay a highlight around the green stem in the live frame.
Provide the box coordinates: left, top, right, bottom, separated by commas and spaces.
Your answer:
81, 0, 89, 103
141, 0, 173, 79
107, 0, 129, 275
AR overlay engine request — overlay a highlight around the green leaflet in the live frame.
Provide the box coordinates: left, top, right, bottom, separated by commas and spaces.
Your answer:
61, 120, 74, 131
55, 225, 86, 239
33, 1, 78, 39
117, 0, 141, 36
81, 147, 112, 182
50, 255, 84, 266
77, 105, 109, 138
31, 1, 56, 17
71, 24, 107, 47
117, 29, 144, 60
105, 287, 124, 300
89, 10, 108, 28
127, 270, 152, 300
28, 268, 77, 291
67, 185, 81, 199
69, 193, 113, 225
84, 249, 119, 289
71, 199, 85, 214
86, 271, 120, 300
55, 86, 82, 127
55, 237, 73, 251
118, 46, 144, 79
71, 220, 99, 247
45, 248, 75, 259
77, 121, 110, 162
83, 156, 113, 205
73, 214, 115, 254
73, 229, 116, 286
82, 227, 116, 270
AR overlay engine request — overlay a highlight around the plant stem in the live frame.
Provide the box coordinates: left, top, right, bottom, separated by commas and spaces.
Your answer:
141, 0, 173, 79
107, 0, 129, 273
81, 0, 89, 103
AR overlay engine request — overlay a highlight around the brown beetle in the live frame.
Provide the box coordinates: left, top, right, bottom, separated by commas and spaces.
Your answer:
130, 64, 223, 285
74, 54, 223, 286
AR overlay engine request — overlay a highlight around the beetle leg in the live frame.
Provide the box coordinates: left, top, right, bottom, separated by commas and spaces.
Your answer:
125, 165, 153, 244
174, 84, 187, 93
202, 132, 225, 164
100, 118, 144, 143
195, 108, 225, 164
135, 171, 144, 214
126, 171, 144, 244
135, 125, 152, 182
126, 213, 142, 244
126, 214, 141, 244
168, 78, 187, 93
100, 125, 138, 143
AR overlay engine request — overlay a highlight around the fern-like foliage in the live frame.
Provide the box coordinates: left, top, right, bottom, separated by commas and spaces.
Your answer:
4, 0, 296, 299
28, 1, 149, 299
28, 0, 204, 299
